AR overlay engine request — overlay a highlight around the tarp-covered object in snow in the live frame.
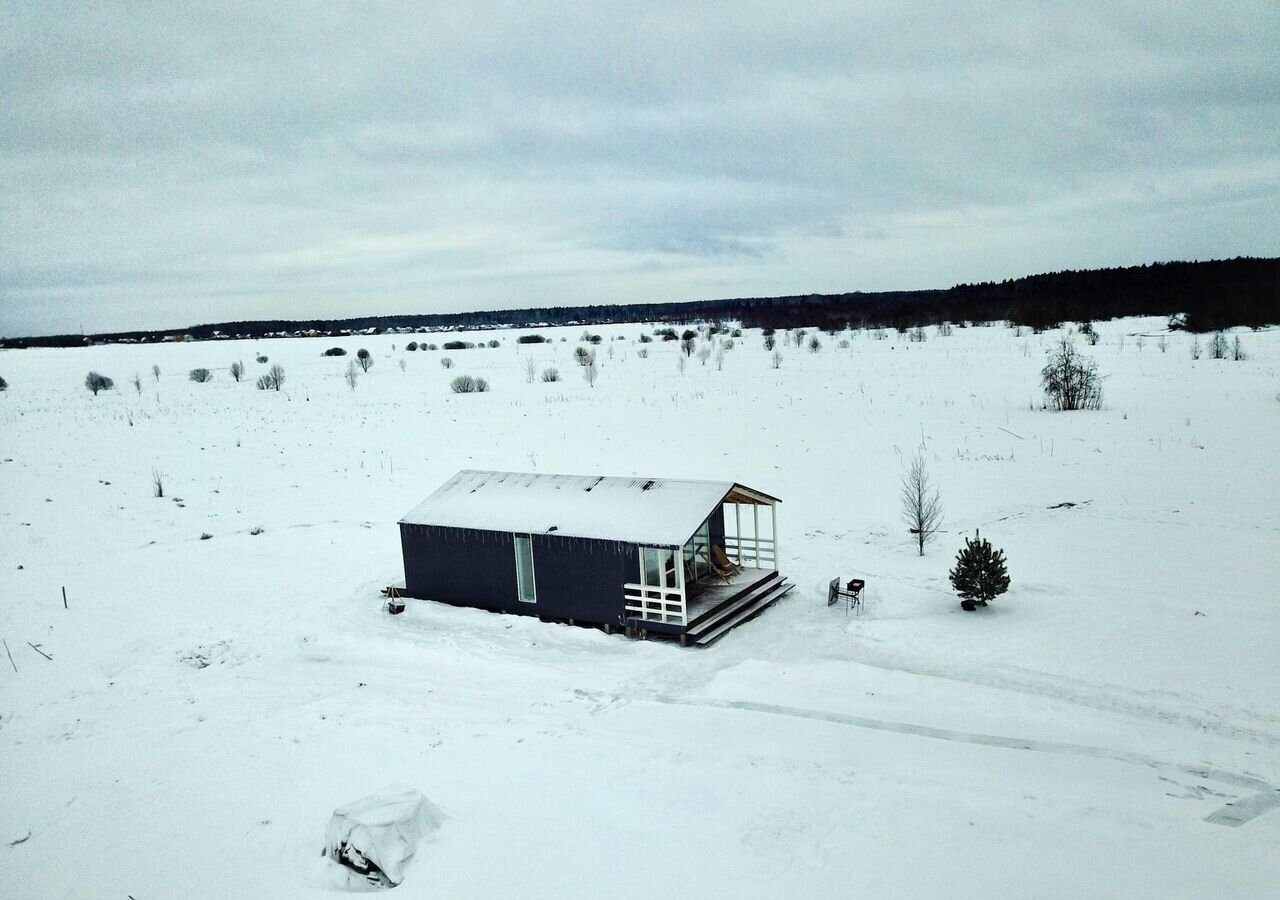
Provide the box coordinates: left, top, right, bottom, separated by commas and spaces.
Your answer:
324, 786, 442, 887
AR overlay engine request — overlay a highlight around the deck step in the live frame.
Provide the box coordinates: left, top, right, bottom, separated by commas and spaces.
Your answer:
687, 578, 794, 646
685, 570, 779, 631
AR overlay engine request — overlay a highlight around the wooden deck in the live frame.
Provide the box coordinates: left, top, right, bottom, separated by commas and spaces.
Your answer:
685, 567, 775, 620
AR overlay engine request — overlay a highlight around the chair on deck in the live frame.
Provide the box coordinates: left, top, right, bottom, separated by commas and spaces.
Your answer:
828, 577, 865, 616
711, 545, 742, 577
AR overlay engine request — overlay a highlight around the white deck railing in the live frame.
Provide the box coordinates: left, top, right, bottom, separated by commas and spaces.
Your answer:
623, 583, 686, 626
725, 535, 776, 569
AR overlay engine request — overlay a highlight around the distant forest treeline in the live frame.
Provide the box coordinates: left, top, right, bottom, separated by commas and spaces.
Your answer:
5, 257, 1276, 348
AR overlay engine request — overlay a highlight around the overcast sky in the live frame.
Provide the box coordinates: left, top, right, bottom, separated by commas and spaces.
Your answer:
2, 2, 1278, 336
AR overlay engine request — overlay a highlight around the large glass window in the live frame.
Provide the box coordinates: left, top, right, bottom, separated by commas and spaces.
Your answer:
514, 534, 536, 603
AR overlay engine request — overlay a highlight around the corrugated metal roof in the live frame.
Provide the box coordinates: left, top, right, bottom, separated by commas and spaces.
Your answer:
399, 470, 775, 546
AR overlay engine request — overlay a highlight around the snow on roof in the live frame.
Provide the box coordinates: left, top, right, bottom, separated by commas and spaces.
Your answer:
399, 470, 776, 546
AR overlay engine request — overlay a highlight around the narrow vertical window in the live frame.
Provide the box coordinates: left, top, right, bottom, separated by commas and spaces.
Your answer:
514, 534, 536, 603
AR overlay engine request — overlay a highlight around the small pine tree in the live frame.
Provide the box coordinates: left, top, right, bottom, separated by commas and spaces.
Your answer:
949, 530, 1010, 610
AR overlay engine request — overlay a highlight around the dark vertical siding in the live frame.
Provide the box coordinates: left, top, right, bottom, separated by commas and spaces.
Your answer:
400, 523, 639, 626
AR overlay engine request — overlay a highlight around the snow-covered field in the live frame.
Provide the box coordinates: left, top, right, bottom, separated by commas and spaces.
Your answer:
1, 318, 1277, 898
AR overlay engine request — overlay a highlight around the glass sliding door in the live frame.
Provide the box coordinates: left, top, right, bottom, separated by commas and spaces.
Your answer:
514, 534, 536, 603
683, 516, 713, 582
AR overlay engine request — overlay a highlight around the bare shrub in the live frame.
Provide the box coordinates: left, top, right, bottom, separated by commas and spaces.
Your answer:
344, 360, 360, 390
901, 451, 943, 556
132, 373, 142, 394
1157, 335, 1168, 353
85, 371, 114, 395
636, 347, 649, 359
937, 322, 953, 337
152, 364, 161, 382
398, 358, 407, 372
541, 367, 560, 382
807, 336, 822, 352
1041, 339, 1102, 411
267, 364, 285, 391
230, 361, 245, 382
256, 355, 268, 364
574, 346, 594, 366
440, 357, 454, 369
0, 375, 7, 391
771, 349, 783, 369
1231, 336, 1248, 361
255, 374, 274, 390
697, 345, 712, 366
714, 346, 726, 370
356, 348, 373, 372
189, 368, 213, 383
1190, 336, 1202, 360
151, 467, 165, 498
908, 326, 927, 342
763, 334, 776, 351
1208, 332, 1229, 359
451, 375, 487, 393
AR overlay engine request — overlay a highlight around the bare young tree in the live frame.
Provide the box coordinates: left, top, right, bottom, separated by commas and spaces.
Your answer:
230, 360, 245, 382
771, 349, 783, 369
1190, 336, 1202, 360
152, 364, 161, 382
583, 357, 599, 388
85, 371, 114, 395
901, 450, 943, 556
356, 348, 374, 372
1208, 332, 1229, 360
1041, 338, 1103, 411
267, 363, 285, 391
132, 373, 143, 394
344, 360, 360, 390
1231, 335, 1248, 361
524, 356, 537, 383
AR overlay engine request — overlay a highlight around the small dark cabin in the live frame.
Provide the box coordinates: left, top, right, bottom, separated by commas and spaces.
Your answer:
398, 470, 793, 645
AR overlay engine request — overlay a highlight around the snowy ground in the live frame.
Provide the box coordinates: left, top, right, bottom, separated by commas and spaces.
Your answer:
1, 318, 1277, 898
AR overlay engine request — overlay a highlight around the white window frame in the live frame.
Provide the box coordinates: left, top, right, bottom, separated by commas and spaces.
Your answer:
514, 533, 537, 604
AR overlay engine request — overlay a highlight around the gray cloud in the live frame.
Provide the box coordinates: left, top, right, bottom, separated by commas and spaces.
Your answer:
2, 2, 1278, 334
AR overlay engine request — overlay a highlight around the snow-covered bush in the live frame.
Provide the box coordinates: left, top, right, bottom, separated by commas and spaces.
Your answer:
85, 371, 114, 395
1041, 339, 1102, 411
949, 531, 1010, 610
1232, 336, 1248, 361
189, 368, 213, 383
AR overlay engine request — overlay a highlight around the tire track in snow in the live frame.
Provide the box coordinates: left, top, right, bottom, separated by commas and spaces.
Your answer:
645, 695, 1280, 828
